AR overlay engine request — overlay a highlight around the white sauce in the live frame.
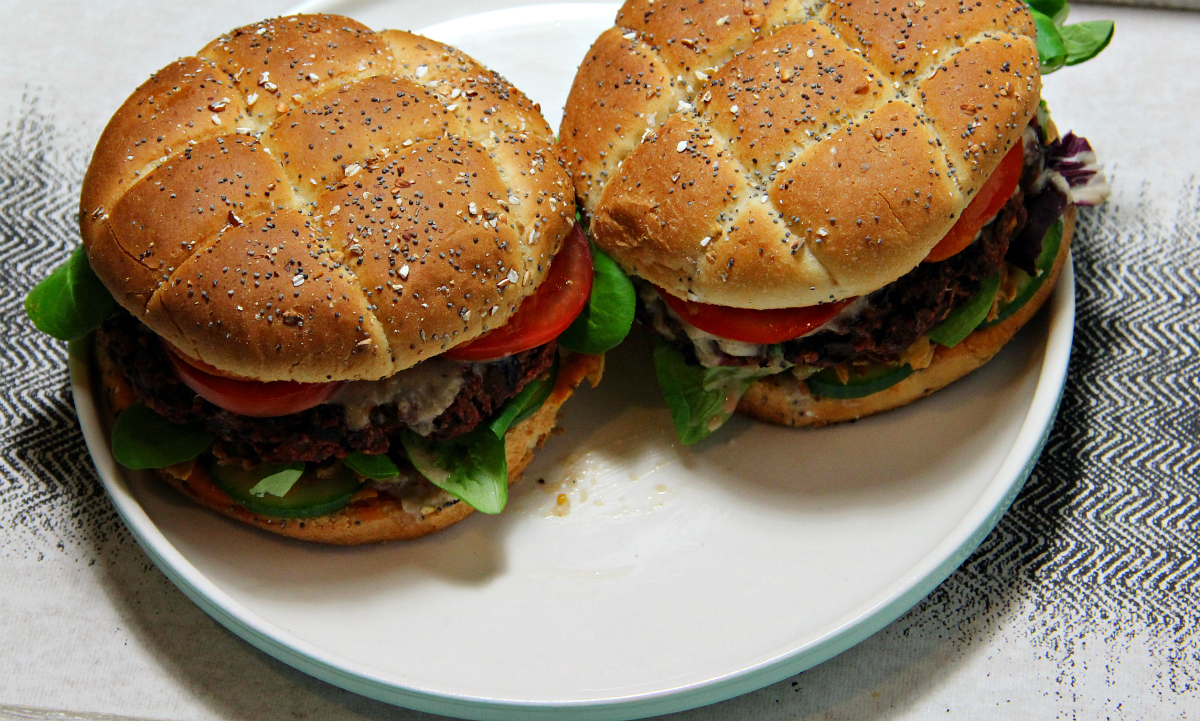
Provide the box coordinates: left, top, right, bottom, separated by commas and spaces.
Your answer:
640, 283, 850, 370
331, 357, 465, 434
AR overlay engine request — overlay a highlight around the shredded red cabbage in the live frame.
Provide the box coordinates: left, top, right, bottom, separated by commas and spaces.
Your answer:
1045, 132, 1110, 206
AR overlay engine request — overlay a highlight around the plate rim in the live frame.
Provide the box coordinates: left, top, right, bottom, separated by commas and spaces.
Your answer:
69, 3, 1077, 715
71, 258, 1074, 721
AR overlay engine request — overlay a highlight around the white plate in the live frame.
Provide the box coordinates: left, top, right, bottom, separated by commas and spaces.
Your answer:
70, 5, 1077, 719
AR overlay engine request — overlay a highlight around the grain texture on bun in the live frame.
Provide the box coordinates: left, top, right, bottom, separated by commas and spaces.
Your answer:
81, 16, 574, 383
564, 0, 1039, 308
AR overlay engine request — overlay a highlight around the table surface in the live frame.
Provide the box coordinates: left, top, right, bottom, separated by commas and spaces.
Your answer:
2, 2, 1198, 720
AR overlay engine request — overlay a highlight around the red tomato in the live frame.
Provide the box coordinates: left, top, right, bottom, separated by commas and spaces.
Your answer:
657, 288, 854, 345
445, 223, 593, 362
924, 139, 1025, 263
163, 343, 343, 418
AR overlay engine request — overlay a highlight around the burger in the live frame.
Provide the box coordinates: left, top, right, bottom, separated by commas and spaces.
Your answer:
560, 0, 1111, 442
25, 14, 635, 543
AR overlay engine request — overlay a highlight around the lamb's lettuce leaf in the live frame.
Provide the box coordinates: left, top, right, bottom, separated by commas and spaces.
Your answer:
402, 363, 559, 514
1026, 1, 1113, 73
401, 427, 509, 514
111, 402, 215, 470
342, 452, 401, 480
247, 462, 306, 498
559, 242, 636, 355
25, 245, 116, 341
653, 342, 779, 445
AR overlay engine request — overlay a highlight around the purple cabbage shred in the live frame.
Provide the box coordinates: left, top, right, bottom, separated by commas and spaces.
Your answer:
1045, 132, 1111, 206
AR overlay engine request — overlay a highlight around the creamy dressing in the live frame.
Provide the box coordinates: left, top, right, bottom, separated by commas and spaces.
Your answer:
364, 468, 456, 517
330, 357, 465, 434
640, 283, 846, 370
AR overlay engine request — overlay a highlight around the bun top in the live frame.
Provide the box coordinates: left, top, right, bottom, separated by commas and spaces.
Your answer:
81, 15, 573, 382
562, 0, 1039, 308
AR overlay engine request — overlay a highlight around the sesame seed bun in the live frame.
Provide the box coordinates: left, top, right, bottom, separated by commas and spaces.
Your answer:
736, 205, 1073, 425
81, 15, 574, 383
96, 332, 604, 545
562, 0, 1039, 308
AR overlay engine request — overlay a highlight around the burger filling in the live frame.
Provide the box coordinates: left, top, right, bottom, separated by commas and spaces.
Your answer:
639, 114, 1108, 443
644, 117, 1093, 377
99, 308, 557, 468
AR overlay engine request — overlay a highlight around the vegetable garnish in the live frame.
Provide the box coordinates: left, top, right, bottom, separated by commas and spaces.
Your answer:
207, 458, 360, 519
1027, 0, 1113, 73
248, 462, 306, 498
657, 289, 854, 345
24, 245, 115, 342
110, 402, 215, 470
559, 242, 636, 355
928, 273, 1002, 348
653, 342, 779, 445
924, 140, 1025, 264
806, 364, 915, 400
446, 223, 593, 362
488, 355, 561, 436
163, 343, 343, 418
341, 452, 401, 480
402, 427, 509, 515
981, 218, 1065, 329
402, 358, 560, 513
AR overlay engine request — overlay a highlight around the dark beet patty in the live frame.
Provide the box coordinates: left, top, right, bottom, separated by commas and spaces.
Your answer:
99, 310, 557, 465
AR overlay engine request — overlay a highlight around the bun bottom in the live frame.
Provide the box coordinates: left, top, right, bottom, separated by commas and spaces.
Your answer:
737, 206, 1075, 427
97, 344, 603, 545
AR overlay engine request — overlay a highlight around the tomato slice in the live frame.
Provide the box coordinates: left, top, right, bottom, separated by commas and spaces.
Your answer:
924, 139, 1025, 263
163, 344, 343, 418
445, 223, 593, 362
657, 288, 855, 345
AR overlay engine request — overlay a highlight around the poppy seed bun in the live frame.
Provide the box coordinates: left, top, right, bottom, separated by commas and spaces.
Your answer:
81, 15, 574, 383
562, 0, 1039, 308
737, 205, 1073, 426
97, 335, 605, 544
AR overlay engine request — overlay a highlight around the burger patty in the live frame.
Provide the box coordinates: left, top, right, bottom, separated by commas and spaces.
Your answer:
99, 309, 557, 465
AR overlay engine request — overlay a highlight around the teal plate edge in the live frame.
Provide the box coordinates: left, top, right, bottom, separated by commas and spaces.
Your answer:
71, 259, 1076, 721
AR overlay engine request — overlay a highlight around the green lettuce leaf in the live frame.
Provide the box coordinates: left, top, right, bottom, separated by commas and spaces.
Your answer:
1027, 0, 1069, 24
400, 363, 560, 514
1027, 1, 1113, 73
558, 243, 636, 354
488, 357, 559, 437
653, 342, 780, 445
247, 462, 306, 498
25, 245, 116, 341
341, 452, 401, 480
1062, 21, 1114, 66
1031, 9, 1067, 73
110, 403, 215, 470
401, 427, 509, 514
